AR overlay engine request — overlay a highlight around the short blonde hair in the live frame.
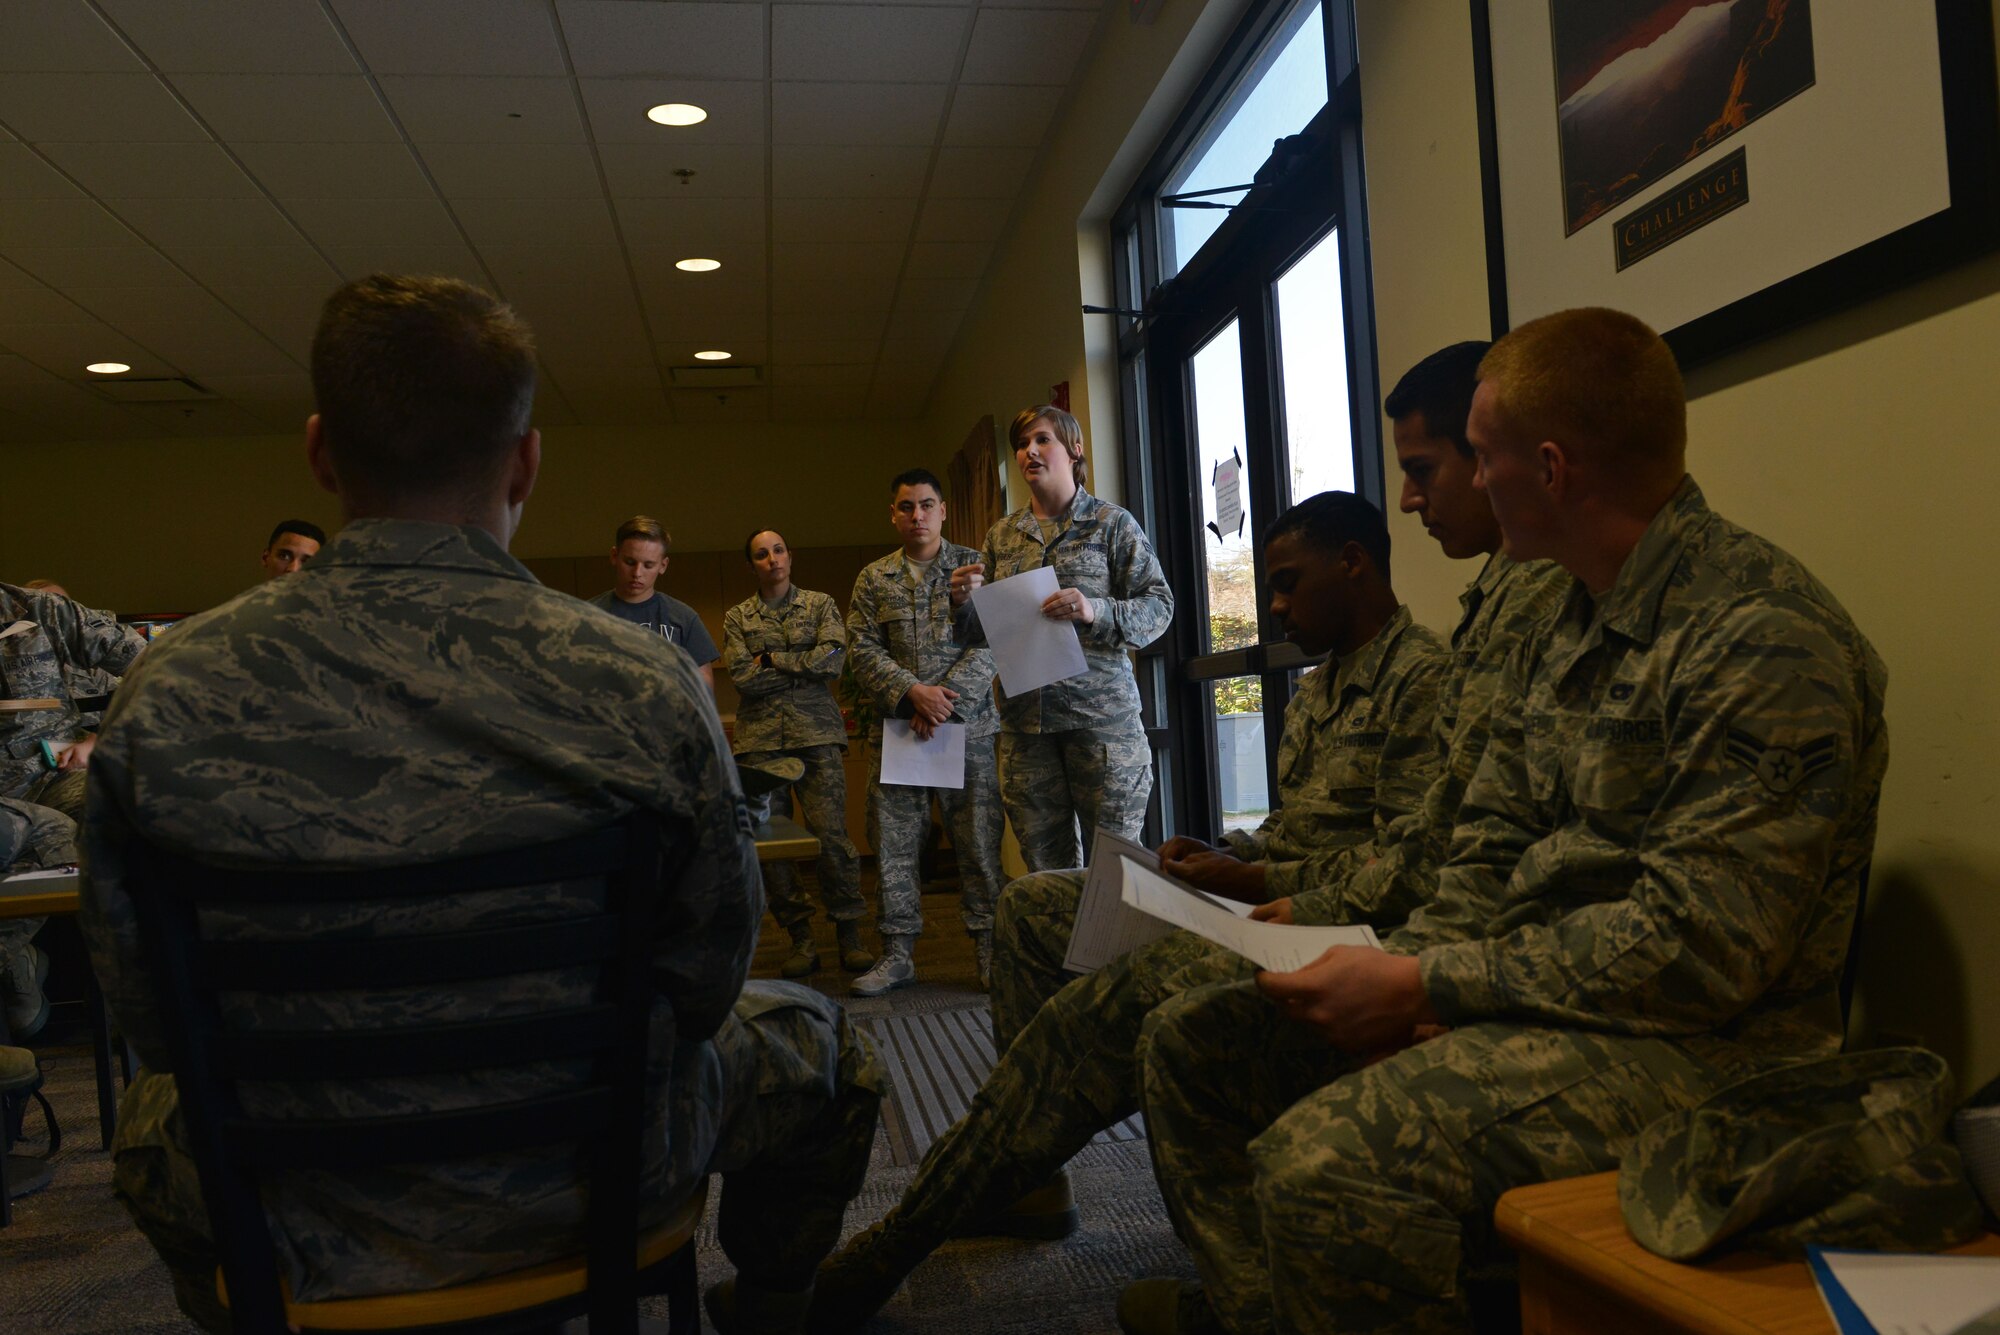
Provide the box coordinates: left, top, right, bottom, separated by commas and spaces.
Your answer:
614, 515, 669, 550
1009, 405, 1087, 485
1478, 308, 1685, 476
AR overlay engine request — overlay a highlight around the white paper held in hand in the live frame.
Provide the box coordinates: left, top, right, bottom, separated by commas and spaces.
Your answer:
880, 720, 966, 789
1063, 829, 1178, 973
1118, 856, 1379, 972
968, 566, 1088, 696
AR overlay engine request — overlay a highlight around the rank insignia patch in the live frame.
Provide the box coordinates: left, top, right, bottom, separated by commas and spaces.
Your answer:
1725, 729, 1837, 795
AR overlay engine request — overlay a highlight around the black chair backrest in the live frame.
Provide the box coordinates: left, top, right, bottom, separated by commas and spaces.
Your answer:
124, 811, 675, 1335
1840, 860, 1871, 1046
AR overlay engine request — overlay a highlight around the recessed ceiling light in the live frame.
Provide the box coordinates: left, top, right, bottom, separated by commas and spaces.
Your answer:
693, 350, 731, 361
85, 362, 130, 374
675, 257, 721, 272
647, 103, 707, 127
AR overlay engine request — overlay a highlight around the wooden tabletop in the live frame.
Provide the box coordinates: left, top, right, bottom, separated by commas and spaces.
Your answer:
1497, 1171, 2000, 1335
754, 815, 820, 863
0, 698, 63, 713
0, 869, 79, 920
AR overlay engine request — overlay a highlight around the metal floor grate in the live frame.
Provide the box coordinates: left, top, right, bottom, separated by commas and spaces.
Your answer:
861, 1004, 1144, 1167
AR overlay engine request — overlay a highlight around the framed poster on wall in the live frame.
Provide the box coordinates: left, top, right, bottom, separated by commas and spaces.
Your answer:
1471, 0, 2000, 365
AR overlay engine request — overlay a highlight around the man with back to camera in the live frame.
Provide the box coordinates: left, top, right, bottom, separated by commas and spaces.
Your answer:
844, 468, 1004, 995
79, 274, 884, 1335
1120, 308, 1888, 1335
590, 513, 720, 691
258, 518, 324, 580
805, 342, 1574, 1329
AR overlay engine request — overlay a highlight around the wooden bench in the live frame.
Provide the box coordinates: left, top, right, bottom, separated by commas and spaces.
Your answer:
1496, 1170, 2000, 1335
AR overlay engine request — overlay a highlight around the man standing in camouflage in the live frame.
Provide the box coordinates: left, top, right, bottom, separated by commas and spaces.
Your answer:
79, 275, 882, 1335
725, 529, 872, 978
810, 340, 1572, 1324
845, 468, 1004, 995
1122, 308, 1887, 1335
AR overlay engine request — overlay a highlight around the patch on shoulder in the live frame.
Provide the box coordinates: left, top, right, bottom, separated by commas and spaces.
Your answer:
1724, 729, 1838, 795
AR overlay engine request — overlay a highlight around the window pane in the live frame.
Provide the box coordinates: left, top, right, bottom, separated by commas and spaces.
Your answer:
1164, 1, 1327, 274
1210, 676, 1268, 834
1273, 226, 1353, 502
1189, 319, 1257, 654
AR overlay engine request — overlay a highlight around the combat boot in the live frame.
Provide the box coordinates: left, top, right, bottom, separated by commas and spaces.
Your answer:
949, 1167, 1080, 1240
780, 929, 821, 979
1116, 1279, 1224, 1335
2, 942, 49, 1040
835, 919, 875, 973
850, 935, 915, 997
971, 928, 993, 990
704, 1276, 813, 1334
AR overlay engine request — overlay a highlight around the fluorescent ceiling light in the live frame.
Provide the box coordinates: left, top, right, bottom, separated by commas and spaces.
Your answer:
85, 362, 130, 374
646, 103, 707, 127
675, 257, 721, 272
693, 350, 731, 361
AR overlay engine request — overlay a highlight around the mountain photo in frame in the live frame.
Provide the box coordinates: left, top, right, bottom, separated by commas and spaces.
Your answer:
1472, 0, 2000, 367
1552, 0, 1815, 236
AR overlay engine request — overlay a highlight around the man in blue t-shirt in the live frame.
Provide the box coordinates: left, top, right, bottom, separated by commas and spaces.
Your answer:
588, 515, 720, 691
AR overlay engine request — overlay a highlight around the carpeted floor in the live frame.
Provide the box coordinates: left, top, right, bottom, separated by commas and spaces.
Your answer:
0, 900, 1192, 1332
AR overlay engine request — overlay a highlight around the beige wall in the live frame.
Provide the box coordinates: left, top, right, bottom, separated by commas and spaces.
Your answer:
0, 419, 927, 612
1352, 0, 2000, 1092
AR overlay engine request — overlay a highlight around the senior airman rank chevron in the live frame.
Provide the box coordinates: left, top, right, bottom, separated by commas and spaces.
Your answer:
1725, 728, 1838, 796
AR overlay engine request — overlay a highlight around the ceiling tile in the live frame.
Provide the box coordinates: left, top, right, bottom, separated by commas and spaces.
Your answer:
912, 196, 1005, 244
232, 142, 432, 199
0, 198, 138, 250
178, 245, 344, 292
106, 197, 305, 251
877, 337, 948, 367
670, 387, 765, 423
0, 2, 143, 73
772, 338, 881, 364
39, 141, 261, 198
771, 82, 948, 146
527, 308, 657, 364
942, 84, 1055, 147
644, 340, 766, 369
0, 73, 207, 143
0, 318, 178, 377
552, 370, 669, 425
638, 276, 766, 325
0, 144, 86, 200
1, 283, 96, 324
959, 8, 1098, 86
771, 385, 867, 420
2, 245, 188, 289
334, 0, 566, 76
598, 143, 763, 199
173, 74, 400, 142
771, 144, 929, 200
322, 238, 485, 283
902, 240, 991, 280
773, 306, 884, 343
287, 196, 465, 250
557, 2, 766, 80
773, 242, 904, 287
423, 141, 604, 199
99, 0, 357, 74
618, 198, 767, 249
883, 306, 966, 344
771, 276, 893, 315
927, 144, 1036, 198
577, 78, 765, 146
123, 398, 283, 437
893, 276, 979, 310
772, 6, 967, 81
0, 361, 162, 437
206, 287, 330, 359
379, 76, 585, 143
768, 362, 870, 388
77, 285, 303, 374
480, 243, 632, 295
452, 197, 621, 251
772, 196, 915, 244
645, 307, 765, 344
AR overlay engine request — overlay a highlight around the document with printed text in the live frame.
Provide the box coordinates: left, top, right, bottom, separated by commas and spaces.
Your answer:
1064, 830, 1179, 973
1119, 857, 1380, 972
880, 720, 967, 789
969, 566, 1088, 697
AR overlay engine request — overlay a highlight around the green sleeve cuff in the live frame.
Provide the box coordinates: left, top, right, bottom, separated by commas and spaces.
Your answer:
1260, 859, 1307, 900
1417, 941, 1501, 1024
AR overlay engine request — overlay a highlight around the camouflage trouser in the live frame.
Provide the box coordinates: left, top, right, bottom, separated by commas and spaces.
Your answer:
832, 930, 1247, 1289
114, 982, 886, 1333
867, 730, 1004, 939
6, 764, 87, 820
988, 868, 1083, 1053
0, 797, 77, 975
741, 744, 864, 935
1138, 979, 1725, 1335
998, 714, 1150, 875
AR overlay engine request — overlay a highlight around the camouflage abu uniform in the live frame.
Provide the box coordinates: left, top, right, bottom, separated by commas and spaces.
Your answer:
0, 582, 145, 819
957, 488, 1173, 873
723, 585, 865, 933
1139, 479, 1888, 1335
80, 522, 883, 1330
808, 603, 1453, 1320
846, 541, 1003, 940
990, 604, 1449, 1052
